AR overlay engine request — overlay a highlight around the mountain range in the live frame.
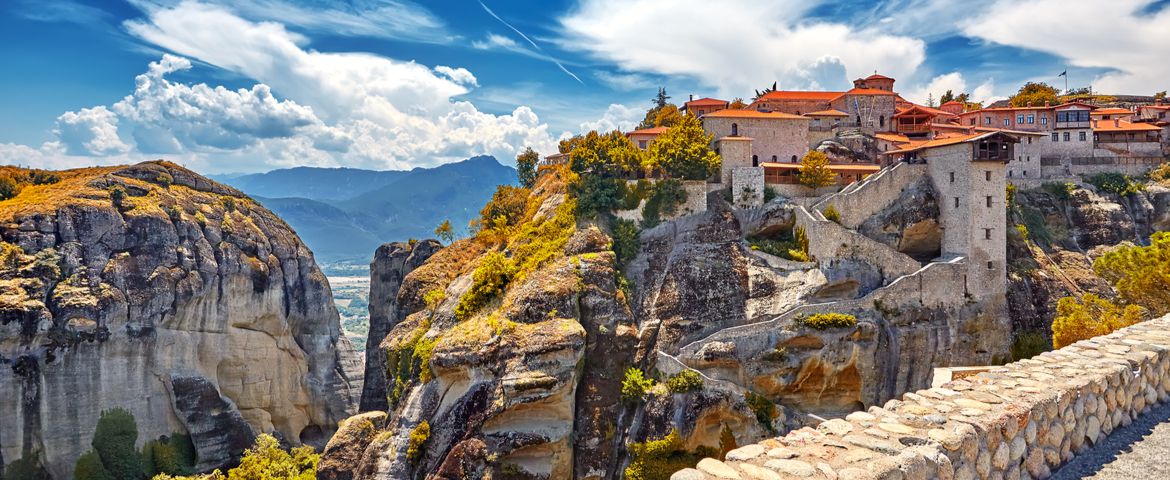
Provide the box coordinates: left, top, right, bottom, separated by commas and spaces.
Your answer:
211, 156, 516, 263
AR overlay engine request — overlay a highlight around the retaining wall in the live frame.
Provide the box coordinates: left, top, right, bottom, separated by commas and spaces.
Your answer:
673, 314, 1170, 480
814, 162, 928, 229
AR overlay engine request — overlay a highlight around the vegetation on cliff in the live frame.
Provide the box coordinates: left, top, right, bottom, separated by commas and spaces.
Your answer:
151, 434, 318, 480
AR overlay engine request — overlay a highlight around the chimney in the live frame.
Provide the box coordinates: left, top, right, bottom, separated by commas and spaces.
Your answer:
1027, 101, 1033, 107
689, 94, 694, 102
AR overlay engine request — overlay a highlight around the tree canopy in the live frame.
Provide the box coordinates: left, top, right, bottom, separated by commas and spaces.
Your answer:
1009, 82, 1061, 107
797, 150, 835, 189
1093, 232, 1170, 317
647, 115, 720, 180
567, 130, 645, 177
1051, 293, 1144, 349
515, 147, 539, 188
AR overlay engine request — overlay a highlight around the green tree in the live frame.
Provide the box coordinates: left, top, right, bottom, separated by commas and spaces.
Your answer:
728, 98, 747, 109
516, 147, 539, 188
611, 218, 640, 266
1009, 82, 1060, 107
0, 175, 19, 201
73, 451, 113, 480
939, 90, 955, 104
647, 115, 720, 180
475, 185, 530, 238
1093, 232, 1170, 316
1052, 293, 1145, 349
568, 130, 645, 178
226, 434, 317, 480
1155, 91, 1167, 100
434, 219, 455, 244
92, 408, 143, 480
3, 453, 48, 480
621, 368, 654, 402
797, 151, 835, 188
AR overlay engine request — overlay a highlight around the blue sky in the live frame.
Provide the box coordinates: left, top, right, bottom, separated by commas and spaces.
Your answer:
1, 0, 1167, 173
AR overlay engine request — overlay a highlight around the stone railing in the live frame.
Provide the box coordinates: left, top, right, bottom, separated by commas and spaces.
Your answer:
812, 162, 927, 229
672, 314, 1170, 480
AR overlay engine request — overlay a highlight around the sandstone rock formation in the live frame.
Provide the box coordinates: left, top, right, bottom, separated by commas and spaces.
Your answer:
0, 162, 359, 478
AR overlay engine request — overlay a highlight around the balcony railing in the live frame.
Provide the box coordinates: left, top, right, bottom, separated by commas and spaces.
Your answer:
1054, 121, 1091, 129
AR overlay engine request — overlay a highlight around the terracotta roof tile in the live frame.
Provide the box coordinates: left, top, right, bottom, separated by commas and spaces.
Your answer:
803, 109, 849, 117
704, 109, 808, 119
756, 91, 842, 101
1092, 120, 1162, 132
685, 97, 729, 106
625, 126, 669, 136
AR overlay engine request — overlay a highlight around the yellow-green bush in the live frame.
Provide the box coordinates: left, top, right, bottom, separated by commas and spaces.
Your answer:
624, 430, 705, 480
822, 204, 841, 223
621, 368, 654, 402
1052, 293, 1144, 349
1093, 232, 1170, 317
224, 434, 316, 480
454, 251, 516, 320
665, 370, 702, 393
744, 391, 776, 433
407, 421, 430, 463
796, 312, 857, 330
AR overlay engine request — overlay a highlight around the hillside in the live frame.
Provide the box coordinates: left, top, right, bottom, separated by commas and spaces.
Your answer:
217, 156, 517, 262
0, 161, 360, 478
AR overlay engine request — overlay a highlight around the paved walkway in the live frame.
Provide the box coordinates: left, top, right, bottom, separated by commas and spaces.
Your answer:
1051, 400, 1170, 479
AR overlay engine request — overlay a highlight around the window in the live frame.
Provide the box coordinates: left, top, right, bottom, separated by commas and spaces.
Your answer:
1008, 170, 1013, 177
1003, 118, 1010, 126
985, 171, 991, 181
949, 172, 955, 183
1024, 170, 1028, 176
771, 155, 777, 161
638, 140, 647, 149
985, 228, 992, 239
1094, 133, 1099, 142
1041, 116, 1048, 126
1079, 131, 1087, 141
1063, 132, 1070, 141
731, 123, 738, 136
984, 116, 992, 125
1051, 132, 1059, 142
1017, 114, 1025, 124
752, 155, 758, 167
987, 261, 994, 270
880, 115, 885, 127
1027, 137, 1033, 144
1027, 156, 1030, 162
791, 155, 798, 162
969, 118, 976, 126
1027, 114, 1035, 124
986, 196, 992, 207
954, 197, 960, 208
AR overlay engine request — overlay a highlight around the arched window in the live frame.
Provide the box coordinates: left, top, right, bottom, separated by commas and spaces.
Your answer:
879, 115, 885, 127
731, 123, 738, 136
771, 155, 777, 162
791, 155, 798, 162
752, 155, 758, 167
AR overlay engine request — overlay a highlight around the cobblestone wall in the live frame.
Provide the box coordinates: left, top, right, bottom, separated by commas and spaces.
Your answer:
672, 314, 1170, 480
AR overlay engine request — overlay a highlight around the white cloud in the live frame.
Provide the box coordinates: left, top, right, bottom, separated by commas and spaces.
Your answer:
558, 0, 927, 97
963, 0, 1170, 94
434, 65, 478, 87
902, 72, 998, 106
471, 33, 519, 50
579, 103, 643, 133
2, 1, 556, 173
594, 71, 656, 91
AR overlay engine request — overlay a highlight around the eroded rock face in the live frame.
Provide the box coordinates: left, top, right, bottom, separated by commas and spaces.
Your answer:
361, 240, 440, 412
0, 161, 359, 478
857, 176, 942, 262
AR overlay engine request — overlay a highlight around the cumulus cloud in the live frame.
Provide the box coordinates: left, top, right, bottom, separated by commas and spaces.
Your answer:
901, 72, 998, 106
558, 0, 926, 97
5, 1, 556, 172
963, 0, 1170, 94
594, 71, 656, 91
579, 103, 643, 133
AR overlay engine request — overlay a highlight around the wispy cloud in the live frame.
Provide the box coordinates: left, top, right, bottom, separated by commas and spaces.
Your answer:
14, 0, 112, 25
477, 0, 584, 84
594, 71, 657, 91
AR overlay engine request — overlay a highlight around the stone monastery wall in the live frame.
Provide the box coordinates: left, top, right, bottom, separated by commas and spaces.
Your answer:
673, 314, 1170, 480
814, 162, 928, 229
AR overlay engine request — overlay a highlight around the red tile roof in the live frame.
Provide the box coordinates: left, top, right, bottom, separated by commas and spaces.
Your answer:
704, 109, 808, 119
1089, 108, 1134, 116
865, 73, 895, 81
685, 97, 729, 106
940, 100, 963, 107
803, 109, 849, 117
626, 126, 669, 137
840, 88, 898, 96
1092, 120, 1162, 132
882, 132, 992, 154
756, 91, 842, 101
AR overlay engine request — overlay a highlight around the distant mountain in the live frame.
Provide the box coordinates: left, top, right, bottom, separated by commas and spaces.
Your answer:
227, 156, 516, 263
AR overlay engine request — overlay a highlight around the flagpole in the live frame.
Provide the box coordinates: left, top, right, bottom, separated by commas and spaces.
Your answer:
1064, 68, 1068, 95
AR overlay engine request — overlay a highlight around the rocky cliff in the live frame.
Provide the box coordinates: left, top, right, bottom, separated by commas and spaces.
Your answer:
321, 164, 1012, 479
0, 161, 360, 478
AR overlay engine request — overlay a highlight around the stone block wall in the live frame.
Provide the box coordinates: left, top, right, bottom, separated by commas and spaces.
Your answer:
732, 167, 765, 209
793, 206, 922, 285
673, 314, 1170, 480
814, 162, 928, 229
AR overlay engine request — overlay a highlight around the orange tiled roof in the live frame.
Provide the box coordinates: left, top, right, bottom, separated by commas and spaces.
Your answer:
883, 132, 991, 154
865, 73, 895, 81
704, 109, 807, 119
756, 91, 842, 101
1089, 108, 1134, 116
761, 162, 881, 172
1142, 105, 1170, 111
895, 104, 954, 117
685, 97, 729, 106
874, 133, 911, 143
803, 109, 849, 117
626, 126, 669, 136
940, 100, 963, 107
841, 88, 898, 96
1092, 120, 1162, 132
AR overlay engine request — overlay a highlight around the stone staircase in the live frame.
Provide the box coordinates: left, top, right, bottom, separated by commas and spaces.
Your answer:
812, 162, 928, 229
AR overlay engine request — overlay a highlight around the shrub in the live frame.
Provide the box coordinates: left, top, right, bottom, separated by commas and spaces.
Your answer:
74, 450, 113, 480
92, 408, 143, 480
763, 186, 778, 203
407, 421, 430, 463
798, 151, 835, 188
108, 185, 127, 209
227, 433, 317, 480
1005, 183, 1017, 207
1052, 294, 1145, 349
619, 179, 653, 210
744, 391, 776, 432
454, 251, 516, 320
1093, 232, 1170, 316
1040, 182, 1075, 201
621, 367, 655, 402
641, 180, 686, 228
221, 197, 236, 213
747, 228, 808, 262
0, 175, 21, 201
1084, 172, 1144, 197
665, 370, 703, 393
412, 336, 437, 383
23, 169, 60, 185
194, 212, 208, 226
154, 173, 174, 188
143, 434, 197, 477
2, 453, 48, 480
1010, 331, 1051, 361
624, 429, 705, 480
1151, 162, 1170, 184
611, 218, 640, 266
796, 313, 857, 330
573, 174, 624, 219
822, 204, 841, 223
478, 185, 530, 236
